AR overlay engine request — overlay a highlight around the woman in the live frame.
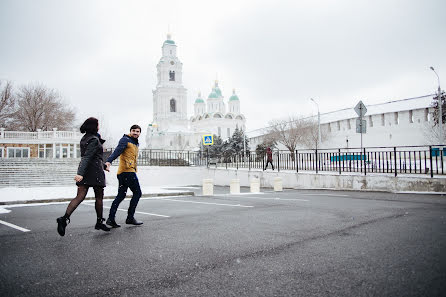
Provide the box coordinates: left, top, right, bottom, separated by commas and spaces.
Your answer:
56, 117, 110, 236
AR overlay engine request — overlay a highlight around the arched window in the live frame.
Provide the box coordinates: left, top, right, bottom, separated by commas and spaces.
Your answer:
170, 99, 176, 112
169, 71, 175, 81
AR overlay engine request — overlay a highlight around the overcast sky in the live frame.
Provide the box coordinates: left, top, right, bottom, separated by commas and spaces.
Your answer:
1, 0, 445, 147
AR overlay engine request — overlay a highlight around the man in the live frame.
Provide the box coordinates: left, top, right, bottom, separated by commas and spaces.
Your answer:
105, 125, 143, 227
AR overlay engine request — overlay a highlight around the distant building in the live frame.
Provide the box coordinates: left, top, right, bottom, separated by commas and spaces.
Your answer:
248, 95, 439, 150
0, 128, 81, 158
146, 34, 246, 150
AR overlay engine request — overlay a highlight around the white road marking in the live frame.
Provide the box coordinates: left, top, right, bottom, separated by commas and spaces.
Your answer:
214, 192, 265, 196
302, 194, 350, 197
159, 198, 254, 208
234, 197, 310, 202
0, 219, 30, 232
85, 203, 170, 218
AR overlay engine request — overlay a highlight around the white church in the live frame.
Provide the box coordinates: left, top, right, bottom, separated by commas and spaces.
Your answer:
146, 34, 246, 150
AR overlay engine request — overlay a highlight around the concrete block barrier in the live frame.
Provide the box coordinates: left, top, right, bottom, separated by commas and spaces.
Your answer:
250, 178, 260, 193
230, 179, 240, 194
274, 177, 283, 192
202, 178, 214, 196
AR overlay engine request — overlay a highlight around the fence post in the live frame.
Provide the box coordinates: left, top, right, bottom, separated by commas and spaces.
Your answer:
249, 152, 251, 171
441, 147, 444, 175
429, 146, 433, 178
363, 148, 367, 176
315, 149, 318, 174
338, 149, 341, 175
296, 150, 298, 173
394, 147, 397, 177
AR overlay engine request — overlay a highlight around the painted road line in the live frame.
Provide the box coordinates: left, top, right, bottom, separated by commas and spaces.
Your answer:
160, 198, 254, 208
85, 203, 170, 218
0, 219, 30, 232
236, 197, 309, 202
303, 194, 350, 197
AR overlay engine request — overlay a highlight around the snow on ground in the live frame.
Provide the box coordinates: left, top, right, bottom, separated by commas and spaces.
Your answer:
0, 186, 187, 203
0, 167, 205, 204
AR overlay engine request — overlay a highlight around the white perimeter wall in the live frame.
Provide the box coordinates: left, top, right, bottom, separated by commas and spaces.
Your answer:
110, 166, 446, 193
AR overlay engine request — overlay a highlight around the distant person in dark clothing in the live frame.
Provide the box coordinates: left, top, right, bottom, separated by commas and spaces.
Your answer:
56, 117, 110, 236
104, 125, 143, 227
263, 147, 274, 170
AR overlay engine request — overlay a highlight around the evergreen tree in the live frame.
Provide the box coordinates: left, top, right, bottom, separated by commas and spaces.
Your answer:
222, 140, 234, 162
229, 127, 250, 156
209, 134, 223, 159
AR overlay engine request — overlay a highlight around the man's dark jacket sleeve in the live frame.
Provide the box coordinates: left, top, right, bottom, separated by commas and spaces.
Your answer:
106, 136, 128, 164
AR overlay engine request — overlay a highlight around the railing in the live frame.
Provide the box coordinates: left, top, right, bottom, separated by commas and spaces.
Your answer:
0, 130, 81, 140
292, 146, 445, 177
105, 146, 446, 177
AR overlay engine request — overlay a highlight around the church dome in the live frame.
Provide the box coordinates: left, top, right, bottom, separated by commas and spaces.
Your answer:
213, 80, 222, 97
164, 33, 175, 45
214, 87, 222, 97
229, 89, 239, 101
208, 91, 218, 99
195, 92, 204, 103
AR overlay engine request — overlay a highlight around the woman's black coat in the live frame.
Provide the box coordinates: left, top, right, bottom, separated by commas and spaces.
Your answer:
76, 133, 106, 187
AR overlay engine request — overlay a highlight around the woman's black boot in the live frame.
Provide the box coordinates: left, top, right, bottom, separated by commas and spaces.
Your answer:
56, 215, 70, 236
95, 218, 111, 232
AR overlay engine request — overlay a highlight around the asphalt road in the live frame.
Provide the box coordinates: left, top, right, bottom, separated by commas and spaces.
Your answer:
0, 188, 445, 296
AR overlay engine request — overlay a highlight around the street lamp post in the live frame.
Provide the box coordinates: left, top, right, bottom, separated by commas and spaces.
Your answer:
310, 98, 322, 149
430, 66, 443, 145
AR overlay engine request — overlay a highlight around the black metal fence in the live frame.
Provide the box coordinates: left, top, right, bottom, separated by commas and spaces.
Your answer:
106, 145, 445, 177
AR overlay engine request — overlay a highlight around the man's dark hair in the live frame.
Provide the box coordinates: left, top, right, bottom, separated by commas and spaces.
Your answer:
130, 124, 141, 132
80, 117, 99, 134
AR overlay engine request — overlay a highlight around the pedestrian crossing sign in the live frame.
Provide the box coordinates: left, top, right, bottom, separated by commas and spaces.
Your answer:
202, 134, 213, 145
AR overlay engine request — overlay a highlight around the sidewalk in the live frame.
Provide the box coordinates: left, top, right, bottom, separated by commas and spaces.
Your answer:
0, 186, 195, 205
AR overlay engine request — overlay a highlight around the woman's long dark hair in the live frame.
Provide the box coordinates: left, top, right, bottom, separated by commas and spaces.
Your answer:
80, 117, 99, 134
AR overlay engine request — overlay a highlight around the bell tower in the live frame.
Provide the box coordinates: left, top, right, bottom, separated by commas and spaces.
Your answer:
152, 33, 187, 127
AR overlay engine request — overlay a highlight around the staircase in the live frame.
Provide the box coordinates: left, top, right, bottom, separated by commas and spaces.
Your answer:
0, 159, 80, 187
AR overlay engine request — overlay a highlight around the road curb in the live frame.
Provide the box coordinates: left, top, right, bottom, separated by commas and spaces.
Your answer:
0, 191, 195, 205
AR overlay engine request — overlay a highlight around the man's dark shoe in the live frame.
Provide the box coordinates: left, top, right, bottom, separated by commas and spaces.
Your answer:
56, 216, 70, 236
95, 218, 111, 232
106, 218, 121, 228
126, 217, 143, 225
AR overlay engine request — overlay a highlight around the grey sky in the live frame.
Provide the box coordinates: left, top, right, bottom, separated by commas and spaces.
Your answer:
1, 0, 445, 147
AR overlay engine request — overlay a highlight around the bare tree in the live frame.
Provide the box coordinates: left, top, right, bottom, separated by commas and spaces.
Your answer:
422, 94, 446, 145
300, 118, 331, 149
422, 120, 446, 145
95, 114, 116, 149
432, 91, 446, 126
12, 84, 75, 131
267, 116, 315, 160
0, 81, 16, 128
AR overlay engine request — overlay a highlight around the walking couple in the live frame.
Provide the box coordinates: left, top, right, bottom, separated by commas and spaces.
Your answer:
56, 117, 143, 236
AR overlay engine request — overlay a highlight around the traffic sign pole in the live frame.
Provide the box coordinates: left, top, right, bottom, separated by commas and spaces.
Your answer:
354, 100, 368, 154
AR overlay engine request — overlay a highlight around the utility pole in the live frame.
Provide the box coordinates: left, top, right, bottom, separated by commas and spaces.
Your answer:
431, 67, 443, 145
310, 98, 321, 149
